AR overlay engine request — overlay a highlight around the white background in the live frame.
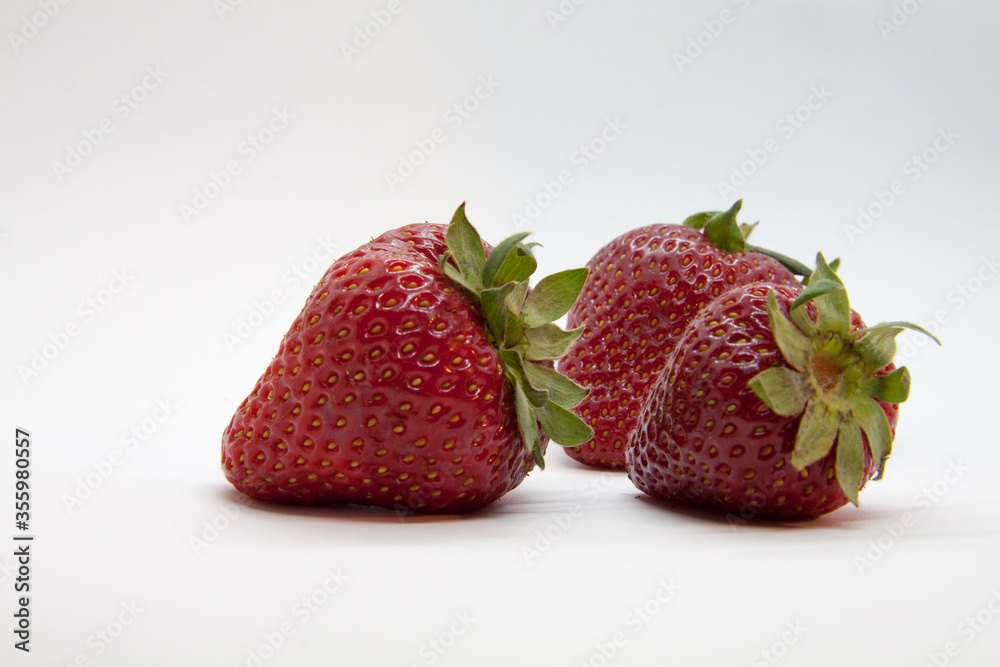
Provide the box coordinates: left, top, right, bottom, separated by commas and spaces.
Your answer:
2, 1, 999, 665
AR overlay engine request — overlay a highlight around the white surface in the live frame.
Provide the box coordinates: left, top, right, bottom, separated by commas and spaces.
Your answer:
2, 1, 999, 665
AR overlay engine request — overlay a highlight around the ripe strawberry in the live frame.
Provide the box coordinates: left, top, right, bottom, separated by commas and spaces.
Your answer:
559, 201, 809, 469
222, 204, 592, 513
626, 255, 937, 519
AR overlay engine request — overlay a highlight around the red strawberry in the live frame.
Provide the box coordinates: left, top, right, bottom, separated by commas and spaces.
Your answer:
222, 204, 592, 513
559, 201, 808, 469
626, 255, 937, 519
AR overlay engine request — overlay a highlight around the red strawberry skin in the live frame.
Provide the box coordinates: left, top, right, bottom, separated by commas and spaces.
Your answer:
558, 225, 799, 469
626, 283, 899, 520
221, 224, 543, 513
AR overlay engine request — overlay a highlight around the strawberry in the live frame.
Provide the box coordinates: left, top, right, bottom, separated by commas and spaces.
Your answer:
626, 255, 938, 519
221, 204, 592, 513
558, 200, 809, 469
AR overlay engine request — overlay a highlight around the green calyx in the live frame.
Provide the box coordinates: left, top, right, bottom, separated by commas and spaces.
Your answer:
683, 200, 813, 277
748, 253, 941, 505
439, 203, 594, 469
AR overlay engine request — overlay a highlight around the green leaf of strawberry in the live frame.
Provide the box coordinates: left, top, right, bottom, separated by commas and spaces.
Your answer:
835, 418, 865, 506
535, 401, 594, 447
701, 200, 747, 253
524, 324, 583, 361
440, 205, 593, 469
443, 203, 487, 290
521, 268, 589, 327
748, 253, 941, 505
483, 231, 532, 287
790, 278, 844, 311
748, 367, 811, 416
523, 362, 588, 410
684, 199, 814, 277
